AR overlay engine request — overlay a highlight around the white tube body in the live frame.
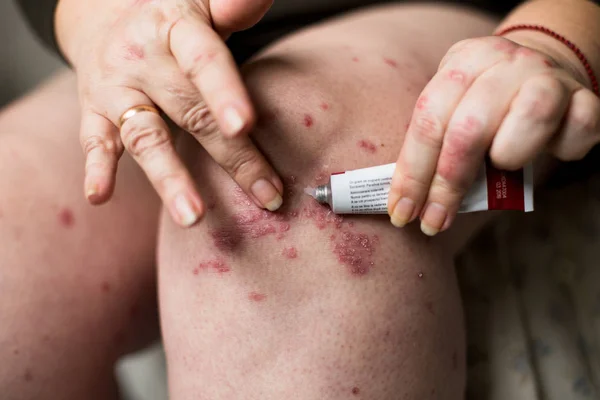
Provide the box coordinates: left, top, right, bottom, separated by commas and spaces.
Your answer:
329, 162, 534, 214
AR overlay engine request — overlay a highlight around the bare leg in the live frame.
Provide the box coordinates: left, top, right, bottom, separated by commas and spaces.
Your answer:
0, 72, 161, 400
159, 4, 500, 399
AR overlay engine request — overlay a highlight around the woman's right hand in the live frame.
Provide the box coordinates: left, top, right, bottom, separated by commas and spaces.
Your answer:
55, 0, 282, 227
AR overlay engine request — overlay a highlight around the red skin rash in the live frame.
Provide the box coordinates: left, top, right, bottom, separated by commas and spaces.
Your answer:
58, 208, 75, 228
303, 114, 314, 128
123, 44, 145, 61
282, 247, 298, 259
415, 95, 428, 111
197, 259, 231, 274
352, 57, 360, 62
544, 59, 554, 67
383, 57, 398, 68
320, 102, 330, 111
352, 387, 360, 395
447, 69, 467, 85
248, 292, 267, 302
332, 231, 378, 276
211, 180, 379, 275
357, 139, 377, 154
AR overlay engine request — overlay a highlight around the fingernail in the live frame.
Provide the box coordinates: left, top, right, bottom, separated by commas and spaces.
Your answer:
173, 194, 201, 227
420, 202, 447, 236
86, 183, 101, 203
252, 179, 283, 211
390, 197, 415, 228
223, 106, 245, 135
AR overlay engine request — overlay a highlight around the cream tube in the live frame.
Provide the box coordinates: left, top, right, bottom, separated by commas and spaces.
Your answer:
305, 160, 534, 214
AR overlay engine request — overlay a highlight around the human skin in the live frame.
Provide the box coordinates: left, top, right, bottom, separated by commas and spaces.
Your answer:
158, 4, 501, 399
0, 73, 161, 400
388, 0, 600, 236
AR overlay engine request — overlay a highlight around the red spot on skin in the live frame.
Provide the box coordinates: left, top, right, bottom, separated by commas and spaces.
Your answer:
198, 259, 231, 274
452, 350, 458, 370
42, 335, 50, 342
101, 282, 111, 293
425, 301, 435, 315
282, 247, 298, 259
516, 47, 535, 57
332, 230, 378, 276
124, 44, 145, 61
404, 122, 410, 131
447, 69, 467, 84
352, 387, 360, 395
207, 201, 217, 210
494, 40, 517, 55
303, 114, 314, 128
416, 96, 428, 111
211, 228, 243, 252
320, 102, 330, 111
279, 223, 291, 233
358, 139, 377, 153
249, 292, 267, 302
192, 268, 199, 275
383, 57, 398, 68
13, 349, 19, 355
418, 272, 424, 279
384, 330, 391, 338
544, 59, 554, 67
352, 57, 360, 62
58, 208, 74, 228
24, 369, 33, 382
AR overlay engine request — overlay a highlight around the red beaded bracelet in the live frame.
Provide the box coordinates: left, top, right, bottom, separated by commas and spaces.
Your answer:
495, 24, 599, 97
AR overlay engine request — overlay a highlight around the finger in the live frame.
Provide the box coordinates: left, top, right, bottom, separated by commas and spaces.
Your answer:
548, 88, 600, 161
419, 61, 530, 236
389, 39, 509, 228
210, 0, 274, 34
142, 61, 283, 210
80, 110, 123, 205
94, 86, 205, 227
170, 18, 254, 138
491, 74, 573, 170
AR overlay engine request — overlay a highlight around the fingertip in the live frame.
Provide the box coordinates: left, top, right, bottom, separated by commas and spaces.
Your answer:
171, 191, 205, 228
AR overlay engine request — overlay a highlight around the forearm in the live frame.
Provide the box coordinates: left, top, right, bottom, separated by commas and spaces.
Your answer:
496, 0, 600, 92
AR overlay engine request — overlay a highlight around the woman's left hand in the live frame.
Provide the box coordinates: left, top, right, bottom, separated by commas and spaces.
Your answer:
388, 35, 600, 236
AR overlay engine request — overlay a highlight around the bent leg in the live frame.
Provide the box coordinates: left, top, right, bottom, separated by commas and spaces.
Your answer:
0, 72, 161, 399
159, 4, 499, 399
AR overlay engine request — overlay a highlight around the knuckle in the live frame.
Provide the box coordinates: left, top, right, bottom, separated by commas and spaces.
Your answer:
431, 173, 465, 198
411, 113, 445, 149
398, 172, 431, 195
571, 100, 600, 134
81, 134, 119, 155
445, 117, 484, 160
181, 104, 219, 137
222, 147, 263, 180
122, 124, 171, 159
518, 77, 564, 121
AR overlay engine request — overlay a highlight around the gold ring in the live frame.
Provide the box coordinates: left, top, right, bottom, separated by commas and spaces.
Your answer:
118, 105, 160, 128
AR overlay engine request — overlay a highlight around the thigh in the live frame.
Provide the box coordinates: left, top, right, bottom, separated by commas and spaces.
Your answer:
158, 4, 498, 399
0, 72, 161, 400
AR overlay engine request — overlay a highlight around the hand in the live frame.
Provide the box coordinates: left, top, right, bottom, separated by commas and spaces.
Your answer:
388, 35, 600, 236
56, 0, 281, 227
